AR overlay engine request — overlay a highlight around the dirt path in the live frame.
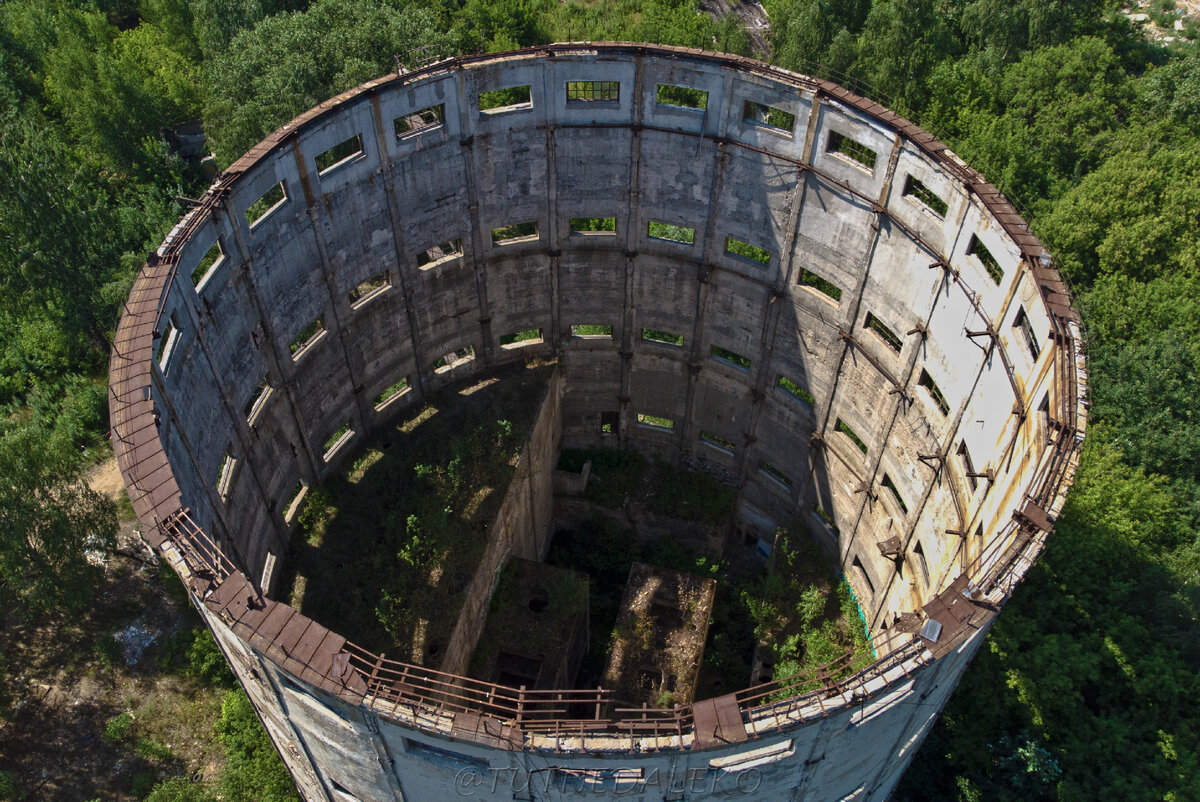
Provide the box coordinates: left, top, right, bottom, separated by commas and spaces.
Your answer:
86, 457, 126, 501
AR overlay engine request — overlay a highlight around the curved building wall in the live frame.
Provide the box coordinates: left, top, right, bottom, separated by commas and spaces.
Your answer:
111, 44, 1087, 801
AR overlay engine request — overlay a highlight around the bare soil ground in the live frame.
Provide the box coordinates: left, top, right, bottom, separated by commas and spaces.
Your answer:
0, 465, 227, 800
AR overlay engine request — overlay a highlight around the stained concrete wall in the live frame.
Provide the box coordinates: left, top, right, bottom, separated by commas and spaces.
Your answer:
438, 370, 563, 676
118, 44, 1087, 802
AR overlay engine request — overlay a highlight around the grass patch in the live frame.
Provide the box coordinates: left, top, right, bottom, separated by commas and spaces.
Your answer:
557, 447, 646, 508
648, 460, 735, 524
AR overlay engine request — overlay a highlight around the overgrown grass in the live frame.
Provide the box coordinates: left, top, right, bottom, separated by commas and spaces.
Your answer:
648, 460, 735, 524
743, 525, 873, 697
557, 447, 646, 507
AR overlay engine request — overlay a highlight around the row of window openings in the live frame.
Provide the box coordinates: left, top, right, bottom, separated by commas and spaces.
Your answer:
210, 86, 797, 237
201, 230, 991, 319
634, 413, 793, 484
476, 80, 799, 133
857, 302, 1041, 388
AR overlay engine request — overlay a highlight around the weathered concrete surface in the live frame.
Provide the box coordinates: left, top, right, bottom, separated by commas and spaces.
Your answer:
111, 44, 1087, 801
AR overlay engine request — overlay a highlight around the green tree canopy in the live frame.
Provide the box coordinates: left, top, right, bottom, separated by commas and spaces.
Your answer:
203, 0, 461, 164
0, 421, 116, 622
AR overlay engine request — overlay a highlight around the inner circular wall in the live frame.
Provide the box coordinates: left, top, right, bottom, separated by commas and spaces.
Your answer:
112, 44, 1086, 802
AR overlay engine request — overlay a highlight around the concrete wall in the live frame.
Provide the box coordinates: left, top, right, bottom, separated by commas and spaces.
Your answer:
439, 370, 563, 676
114, 44, 1087, 802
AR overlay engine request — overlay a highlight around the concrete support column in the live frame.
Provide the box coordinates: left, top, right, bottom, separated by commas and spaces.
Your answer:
220, 197, 323, 486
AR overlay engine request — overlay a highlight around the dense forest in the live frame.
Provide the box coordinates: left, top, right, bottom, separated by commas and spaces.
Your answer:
0, 0, 1198, 798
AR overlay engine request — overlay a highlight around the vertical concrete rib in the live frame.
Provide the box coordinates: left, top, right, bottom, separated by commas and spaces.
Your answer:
290, 143, 373, 438
617, 56, 646, 446
176, 265, 291, 557
369, 93, 428, 405
219, 197, 323, 484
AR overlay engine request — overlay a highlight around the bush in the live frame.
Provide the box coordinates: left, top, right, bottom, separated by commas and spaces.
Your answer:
215, 690, 299, 802
145, 777, 215, 802
104, 711, 135, 743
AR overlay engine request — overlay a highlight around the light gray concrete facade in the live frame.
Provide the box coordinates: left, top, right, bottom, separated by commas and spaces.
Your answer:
111, 44, 1087, 801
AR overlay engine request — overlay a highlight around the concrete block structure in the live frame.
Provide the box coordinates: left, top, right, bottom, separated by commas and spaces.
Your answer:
111, 44, 1087, 801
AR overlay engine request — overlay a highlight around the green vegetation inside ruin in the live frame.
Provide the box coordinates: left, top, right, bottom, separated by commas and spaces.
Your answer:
557, 446, 736, 523
754, 527, 873, 695
547, 509, 871, 703
551, 447, 868, 701
3, 0, 1200, 796
604, 563, 716, 708
280, 362, 552, 664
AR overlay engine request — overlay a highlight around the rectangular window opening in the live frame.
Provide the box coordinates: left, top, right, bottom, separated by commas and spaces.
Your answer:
742, 100, 795, 134
284, 481, 308, 523
417, 238, 463, 269
725, 237, 771, 267
244, 376, 272, 424
700, 430, 736, 455
433, 345, 475, 373
569, 216, 616, 235
349, 272, 389, 307
245, 181, 287, 229
289, 317, 325, 359
217, 449, 237, 501
647, 221, 695, 245
315, 134, 363, 175
600, 410, 619, 435
192, 239, 225, 287
815, 504, 839, 535
778, 375, 815, 406
851, 555, 875, 596
968, 235, 1004, 285
758, 460, 793, 490
395, 103, 445, 138
323, 422, 353, 462
156, 317, 181, 372
641, 328, 683, 348
711, 344, 751, 371
913, 540, 929, 585
1014, 307, 1042, 360
864, 311, 902, 353
656, 83, 708, 110
571, 324, 613, 338
799, 268, 842, 302
881, 474, 909, 515
566, 81, 619, 103
374, 377, 410, 410
710, 739, 795, 770
918, 369, 949, 416
902, 175, 948, 217
260, 551, 277, 594
499, 328, 543, 348
479, 85, 532, 113
827, 131, 877, 171
958, 441, 978, 492
491, 221, 538, 245
637, 413, 675, 432
835, 418, 868, 455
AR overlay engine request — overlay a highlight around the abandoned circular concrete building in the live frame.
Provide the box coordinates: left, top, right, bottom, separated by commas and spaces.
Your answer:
111, 44, 1087, 801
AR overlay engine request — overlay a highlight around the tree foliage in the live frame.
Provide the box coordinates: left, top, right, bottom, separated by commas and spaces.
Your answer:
0, 0, 1198, 797
204, 0, 459, 164
0, 421, 117, 621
